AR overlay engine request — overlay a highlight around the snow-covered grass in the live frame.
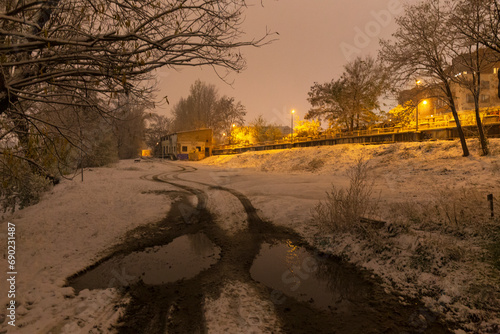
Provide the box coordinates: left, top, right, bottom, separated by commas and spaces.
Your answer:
0, 161, 174, 333
201, 138, 500, 333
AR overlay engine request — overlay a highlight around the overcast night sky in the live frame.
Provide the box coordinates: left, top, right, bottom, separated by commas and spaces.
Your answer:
155, 0, 415, 126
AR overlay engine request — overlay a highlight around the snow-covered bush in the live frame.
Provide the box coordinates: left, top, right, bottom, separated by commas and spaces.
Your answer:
313, 158, 378, 232
0, 154, 51, 212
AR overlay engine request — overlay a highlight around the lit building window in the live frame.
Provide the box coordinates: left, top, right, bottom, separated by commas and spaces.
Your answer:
481, 94, 490, 103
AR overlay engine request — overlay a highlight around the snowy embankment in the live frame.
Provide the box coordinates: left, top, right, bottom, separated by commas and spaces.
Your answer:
0, 163, 174, 333
201, 139, 500, 334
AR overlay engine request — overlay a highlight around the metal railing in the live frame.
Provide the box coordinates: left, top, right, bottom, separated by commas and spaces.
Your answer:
214, 113, 500, 151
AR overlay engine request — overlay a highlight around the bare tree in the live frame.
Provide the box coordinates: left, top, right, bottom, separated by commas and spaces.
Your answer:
172, 80, 219, 132
1, 0, 268, 156
250, 115, 282, 142
450, 0, 500, 155
380, 0, 470, 156
145, 114, 171, 157
1, 0, 268, 114
452, 0, 500, 58
171, 79, 246, 137
306, 78, 351, 130
0, 0, 269, 208
215, 96, 246, 136
306, 56, 388, 131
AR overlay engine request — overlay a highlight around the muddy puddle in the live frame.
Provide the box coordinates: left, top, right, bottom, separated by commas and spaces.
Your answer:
71, 233, 220, 292
251, 240, 450, 333
250, 240, 369, 312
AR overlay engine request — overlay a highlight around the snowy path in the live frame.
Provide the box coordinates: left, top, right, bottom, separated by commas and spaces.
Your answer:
1, 158, 455, 333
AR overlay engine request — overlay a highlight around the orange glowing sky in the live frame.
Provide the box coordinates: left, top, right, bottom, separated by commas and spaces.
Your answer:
156, 0, 415, 126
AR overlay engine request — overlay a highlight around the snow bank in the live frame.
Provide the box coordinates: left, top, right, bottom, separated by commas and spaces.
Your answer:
0, 160, 173, 333
203, 139, 500, 177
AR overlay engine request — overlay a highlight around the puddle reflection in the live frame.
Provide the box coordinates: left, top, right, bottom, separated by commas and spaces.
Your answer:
71, 233, 220, 292
250, 240, 371, 312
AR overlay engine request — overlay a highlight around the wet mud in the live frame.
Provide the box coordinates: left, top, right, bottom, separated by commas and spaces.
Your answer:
67, 164, 452, 333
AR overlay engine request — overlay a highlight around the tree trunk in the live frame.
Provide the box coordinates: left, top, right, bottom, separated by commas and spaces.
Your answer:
445, 84, 469, 157
474, 98, 489, 155
475, 74, 489, 155
0, 73, 8, 116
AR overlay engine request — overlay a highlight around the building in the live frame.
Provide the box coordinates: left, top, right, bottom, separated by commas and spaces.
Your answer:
398, 48, 500, 114
160, 129, 213, 161
452, 65, 500, 112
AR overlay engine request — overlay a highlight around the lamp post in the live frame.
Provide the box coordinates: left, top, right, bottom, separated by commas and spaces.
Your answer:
415, 99, 427, 132
230, 123, 235, 145
161, 139, 164, 160
414, 79, 427, 133
291, 109, 295, 145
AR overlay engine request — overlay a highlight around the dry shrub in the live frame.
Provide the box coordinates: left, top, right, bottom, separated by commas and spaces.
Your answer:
390, 188, 500, 270
1, 155, 52, 212
306, 158, 325, 172
391, 187, 491, 236
433, 187, 489, 236
313, 157, 378, 233
375, 144, 397, 156
389, 201, 433, 226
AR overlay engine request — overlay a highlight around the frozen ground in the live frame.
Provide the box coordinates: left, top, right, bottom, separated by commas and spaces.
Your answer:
200, 138, 500, 333
0, 163, 175, 333
0, 138, 499, 333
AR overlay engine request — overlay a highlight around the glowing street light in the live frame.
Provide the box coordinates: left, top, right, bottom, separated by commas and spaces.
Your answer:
415, 80, 427, 133
415, 99, 428, 132
291, 109, 295, 145
228, 124, 236, 145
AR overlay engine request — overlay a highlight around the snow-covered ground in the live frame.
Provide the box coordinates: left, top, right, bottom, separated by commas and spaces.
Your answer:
199, 138, 500, 333
0, 138, 499, 333
0, 162, 176, 333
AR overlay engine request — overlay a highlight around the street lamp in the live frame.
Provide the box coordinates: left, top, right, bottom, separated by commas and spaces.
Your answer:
291, 109, 295, 145
415, 79, 426, 132
415, 99, 427, 132
230, 124, 236, 145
